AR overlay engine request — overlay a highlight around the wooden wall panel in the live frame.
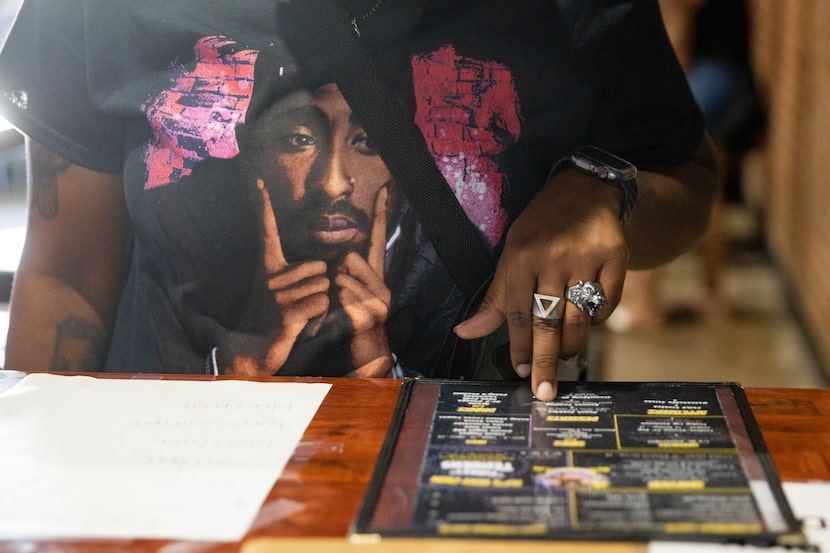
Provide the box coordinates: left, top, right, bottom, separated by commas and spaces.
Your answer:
749, 0, 830, 379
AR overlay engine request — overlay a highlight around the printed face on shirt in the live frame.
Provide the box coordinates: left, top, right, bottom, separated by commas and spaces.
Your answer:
252, 83, 393, 263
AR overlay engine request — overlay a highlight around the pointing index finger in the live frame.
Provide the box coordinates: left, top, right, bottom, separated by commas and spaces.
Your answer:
368, 186, 388, 276
257, 178, 288, 274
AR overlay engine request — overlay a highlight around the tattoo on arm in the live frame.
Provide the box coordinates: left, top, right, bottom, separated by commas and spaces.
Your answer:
29, 143, 72, 219
50, 315, 107, 372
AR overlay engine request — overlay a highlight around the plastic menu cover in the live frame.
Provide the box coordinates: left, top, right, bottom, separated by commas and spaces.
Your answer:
352, 380, 806, 547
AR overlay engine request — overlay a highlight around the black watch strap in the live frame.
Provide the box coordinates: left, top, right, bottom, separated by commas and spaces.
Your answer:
550, 146, 638, 222
609, 173, 638, 222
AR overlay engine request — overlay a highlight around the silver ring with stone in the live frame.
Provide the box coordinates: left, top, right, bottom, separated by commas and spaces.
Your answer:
532, 293, 565, 320
566, 280, 606, 317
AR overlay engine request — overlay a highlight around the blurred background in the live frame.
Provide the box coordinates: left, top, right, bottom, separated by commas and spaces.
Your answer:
0, 0, 24, 371
599, 0, 830, 389
0, 0, 828, 389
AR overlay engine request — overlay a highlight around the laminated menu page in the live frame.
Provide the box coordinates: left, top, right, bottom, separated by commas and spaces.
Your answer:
352, 380, 806, 547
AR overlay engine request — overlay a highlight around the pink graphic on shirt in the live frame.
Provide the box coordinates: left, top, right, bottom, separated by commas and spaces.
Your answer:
143, 36, 257, 188
411, 45, 521, 245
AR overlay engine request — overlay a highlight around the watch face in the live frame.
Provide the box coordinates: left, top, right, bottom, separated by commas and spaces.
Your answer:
573, 146, 637, 181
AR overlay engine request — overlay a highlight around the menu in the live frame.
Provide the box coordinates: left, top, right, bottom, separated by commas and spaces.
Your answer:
352, 381, 806, 547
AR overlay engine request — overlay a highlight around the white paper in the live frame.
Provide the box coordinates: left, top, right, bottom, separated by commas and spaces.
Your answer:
650, 481, 830, 552
782, 482, 830, 552
0, 373, 331, 542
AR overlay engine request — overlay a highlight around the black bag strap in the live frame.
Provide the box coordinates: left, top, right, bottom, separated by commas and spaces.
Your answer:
289, 0, 494, 301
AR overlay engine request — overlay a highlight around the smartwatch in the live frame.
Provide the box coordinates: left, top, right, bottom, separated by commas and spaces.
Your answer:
567, 145, 639, 222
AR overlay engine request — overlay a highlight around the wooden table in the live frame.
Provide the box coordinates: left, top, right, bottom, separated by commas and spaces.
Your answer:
0, 372, 828, 553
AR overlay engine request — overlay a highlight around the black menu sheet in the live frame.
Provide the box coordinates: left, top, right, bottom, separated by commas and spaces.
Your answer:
352, 380, 806, 547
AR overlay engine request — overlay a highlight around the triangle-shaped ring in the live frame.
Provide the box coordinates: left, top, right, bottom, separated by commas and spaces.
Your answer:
532, 293, 565, 320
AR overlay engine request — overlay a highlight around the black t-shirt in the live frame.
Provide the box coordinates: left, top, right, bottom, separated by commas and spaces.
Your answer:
0, 0, 704, 377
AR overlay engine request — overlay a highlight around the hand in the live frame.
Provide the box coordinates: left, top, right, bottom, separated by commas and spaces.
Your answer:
454, 169, 629, 400
335, 187, 393, 377
217, 179, 331, 376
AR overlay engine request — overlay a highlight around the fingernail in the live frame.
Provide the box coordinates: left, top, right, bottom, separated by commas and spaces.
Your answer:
516, 363, 531, 378
536, 381, 555, 402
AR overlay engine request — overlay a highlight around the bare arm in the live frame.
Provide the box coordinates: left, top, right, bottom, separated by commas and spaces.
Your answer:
659, 0, 710, 70
4, 139, 131, 372
625, 135, 719, 269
